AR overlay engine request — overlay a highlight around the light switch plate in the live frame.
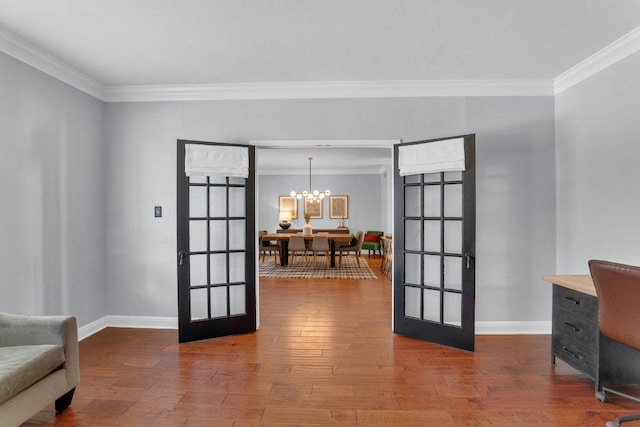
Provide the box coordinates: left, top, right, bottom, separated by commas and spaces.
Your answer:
154, 206, 162, 217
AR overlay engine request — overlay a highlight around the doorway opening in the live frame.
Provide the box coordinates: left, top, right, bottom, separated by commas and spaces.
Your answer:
253, 139, 397, 328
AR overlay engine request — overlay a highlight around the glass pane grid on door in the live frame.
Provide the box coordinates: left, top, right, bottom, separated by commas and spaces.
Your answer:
403, 172, 464, 328
188, 176, 247, 322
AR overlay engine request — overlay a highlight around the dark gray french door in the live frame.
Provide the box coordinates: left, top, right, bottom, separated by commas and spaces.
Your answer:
176, 140, 256, 343
393, 134, 476, 351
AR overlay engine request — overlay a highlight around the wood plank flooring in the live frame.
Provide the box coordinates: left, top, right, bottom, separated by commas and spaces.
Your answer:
24, 257, 638, 426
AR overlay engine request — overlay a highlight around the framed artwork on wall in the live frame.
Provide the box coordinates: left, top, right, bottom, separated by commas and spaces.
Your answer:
329, 195, 349, 219
304, 199, 323, 219
279, 196, 298, 219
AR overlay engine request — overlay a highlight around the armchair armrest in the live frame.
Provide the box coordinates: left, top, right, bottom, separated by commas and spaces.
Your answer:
0, 312, 79, 390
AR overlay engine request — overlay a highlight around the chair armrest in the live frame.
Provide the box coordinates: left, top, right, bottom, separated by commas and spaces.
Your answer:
0, 312, 80, 390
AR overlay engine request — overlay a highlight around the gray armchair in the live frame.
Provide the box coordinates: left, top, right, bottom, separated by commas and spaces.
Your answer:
0, 312, 79, 426
338, 231, 364, 266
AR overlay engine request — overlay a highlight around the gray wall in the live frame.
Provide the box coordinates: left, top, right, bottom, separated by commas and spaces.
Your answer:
0, 52, 106, 325
104, 96, 556, 323
0, 46, 559, 328
258, 173, 384, 233
555, 51, 640, 273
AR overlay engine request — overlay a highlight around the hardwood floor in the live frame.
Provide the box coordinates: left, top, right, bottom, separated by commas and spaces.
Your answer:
24, 257, 637, 426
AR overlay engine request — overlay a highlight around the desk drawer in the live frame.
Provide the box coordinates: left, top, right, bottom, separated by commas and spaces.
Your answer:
553, 285, 597, 321
552, 335, 596, 378
551, 284, 598, 378
552, 307, 597, 345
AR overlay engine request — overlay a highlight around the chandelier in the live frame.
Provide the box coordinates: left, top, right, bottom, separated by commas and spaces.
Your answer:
290, 157, 330, 203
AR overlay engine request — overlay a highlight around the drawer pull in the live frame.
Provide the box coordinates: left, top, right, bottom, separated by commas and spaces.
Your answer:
563, 296, 581, 305
562, 346, 580, 359
563, 322, 581, 332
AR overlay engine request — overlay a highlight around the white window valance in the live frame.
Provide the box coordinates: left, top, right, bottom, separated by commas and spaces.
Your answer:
398, 137, 466, 176
185, 144, 249, 178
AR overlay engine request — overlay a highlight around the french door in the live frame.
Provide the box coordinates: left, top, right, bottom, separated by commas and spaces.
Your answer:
393, 134, 476, 351
176, 140, 256, 343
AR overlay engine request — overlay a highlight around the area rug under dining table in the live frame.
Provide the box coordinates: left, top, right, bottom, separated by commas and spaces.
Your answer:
259, 256, 376, 279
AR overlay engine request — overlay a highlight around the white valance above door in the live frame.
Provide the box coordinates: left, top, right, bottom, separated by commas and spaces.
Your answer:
398, 137, 466, 176
185, 144, 249, 178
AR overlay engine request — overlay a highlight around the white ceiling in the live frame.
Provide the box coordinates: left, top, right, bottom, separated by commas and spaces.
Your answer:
0, 0, 639, 87
1, 1, 639, 172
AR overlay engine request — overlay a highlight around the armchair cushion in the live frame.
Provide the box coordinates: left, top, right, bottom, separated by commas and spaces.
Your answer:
0, 345, 65, 405
363, 233, 381, 243
0, 312, 79, 425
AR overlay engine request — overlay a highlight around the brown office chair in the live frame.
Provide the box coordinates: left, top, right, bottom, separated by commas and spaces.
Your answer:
589, 259, 640, 427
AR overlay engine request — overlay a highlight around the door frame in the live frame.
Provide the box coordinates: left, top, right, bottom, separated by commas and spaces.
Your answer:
251, 139, 398, 328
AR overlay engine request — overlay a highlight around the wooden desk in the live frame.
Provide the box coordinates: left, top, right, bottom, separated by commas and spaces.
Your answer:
262, 233, 352, 268
542, 275, 640, 386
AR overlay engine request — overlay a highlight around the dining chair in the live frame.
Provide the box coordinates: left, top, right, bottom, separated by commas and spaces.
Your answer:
338, 231, 364, 266
288, 235, 308, 266
258, 230, 280, 266
589, 259, 640, 427
310, 236, 330, 267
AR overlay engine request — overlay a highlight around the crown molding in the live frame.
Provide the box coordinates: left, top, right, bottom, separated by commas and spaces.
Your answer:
5, 20, 639, 102
104, 79, 553, 102
0, 27, 105, 100
554, 26, 640, 95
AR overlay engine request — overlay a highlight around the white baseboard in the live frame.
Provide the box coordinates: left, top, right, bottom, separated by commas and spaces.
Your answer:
77, 316, 109, 340
78, 316, 550, 340
78, 315, 177, 340
476, 321, 551, 335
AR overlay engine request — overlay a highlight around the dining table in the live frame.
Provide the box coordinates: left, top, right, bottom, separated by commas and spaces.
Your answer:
261, 232, 353, 268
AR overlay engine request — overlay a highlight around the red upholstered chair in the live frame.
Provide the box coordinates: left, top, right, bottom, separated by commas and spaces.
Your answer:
361, 231, 384, 258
